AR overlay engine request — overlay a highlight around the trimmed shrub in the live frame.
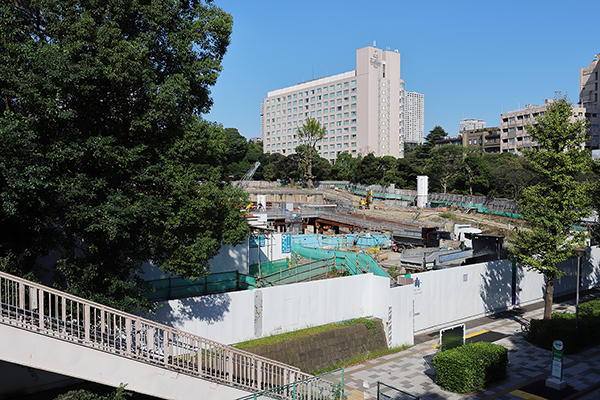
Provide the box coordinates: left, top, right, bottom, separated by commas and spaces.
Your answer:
527, 299, 600, 354
433, 342, 508, 393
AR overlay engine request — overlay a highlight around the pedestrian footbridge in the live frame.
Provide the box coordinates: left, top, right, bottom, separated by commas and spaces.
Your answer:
0, 271, 310, 399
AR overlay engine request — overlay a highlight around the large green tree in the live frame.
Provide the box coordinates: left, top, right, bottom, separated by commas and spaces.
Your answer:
511, 95, 593, 320
332, 152, 359, 181
460, 152, 491, 196
487, 153, 538, 199
222, 128, 252, 180
0, 0, 250, 312
427, 145, 466, 193
296, 117, 326, 188
411, 125, 448, 160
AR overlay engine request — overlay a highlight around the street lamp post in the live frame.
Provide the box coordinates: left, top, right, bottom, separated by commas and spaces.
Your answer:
574, 248, 585, 329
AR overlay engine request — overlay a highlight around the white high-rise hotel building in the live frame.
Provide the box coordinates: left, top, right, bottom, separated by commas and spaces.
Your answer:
261, 45, 412, 161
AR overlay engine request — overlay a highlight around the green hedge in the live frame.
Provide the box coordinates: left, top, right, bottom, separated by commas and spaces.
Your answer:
433, 342, 508, 393
527, 299, 600, 354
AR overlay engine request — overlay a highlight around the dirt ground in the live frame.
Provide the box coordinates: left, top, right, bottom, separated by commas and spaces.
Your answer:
322, 188, 526, 243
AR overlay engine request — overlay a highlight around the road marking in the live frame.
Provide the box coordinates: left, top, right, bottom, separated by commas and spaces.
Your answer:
466, 329, 489, 339
509, 389, 548, 400
431, 329, 489, 348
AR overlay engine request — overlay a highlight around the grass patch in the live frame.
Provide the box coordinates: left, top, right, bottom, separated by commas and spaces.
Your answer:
310, 345, 412, 375
234, 317, 378, 350
440, 211, 456, 219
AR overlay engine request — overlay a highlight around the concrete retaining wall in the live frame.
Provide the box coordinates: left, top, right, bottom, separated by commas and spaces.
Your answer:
239, 319, 387, 374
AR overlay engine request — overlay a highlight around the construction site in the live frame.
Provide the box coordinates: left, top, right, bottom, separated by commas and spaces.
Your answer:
242, 182, 518, 278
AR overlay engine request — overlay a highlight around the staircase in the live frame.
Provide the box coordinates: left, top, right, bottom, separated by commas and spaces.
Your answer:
0, 271, 310, 399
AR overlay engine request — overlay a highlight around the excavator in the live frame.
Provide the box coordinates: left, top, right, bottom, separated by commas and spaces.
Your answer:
359, 190, 373, 209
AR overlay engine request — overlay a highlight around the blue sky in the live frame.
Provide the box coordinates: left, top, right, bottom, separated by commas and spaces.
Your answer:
205, 0, 600, 140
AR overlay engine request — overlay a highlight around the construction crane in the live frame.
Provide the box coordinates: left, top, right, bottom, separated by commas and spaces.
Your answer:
234, 161, 261, 189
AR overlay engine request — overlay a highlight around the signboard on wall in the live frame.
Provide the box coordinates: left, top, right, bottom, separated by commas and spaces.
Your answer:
281, 233, 291, 253
250, 235, 266, 248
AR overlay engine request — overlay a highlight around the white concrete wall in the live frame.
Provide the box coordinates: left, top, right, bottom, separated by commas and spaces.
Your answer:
388, 285, 414, 347
412, 260, 513, 333
209, 243, 249, 274
153, 274, 391, 345
411, 246, 600, 333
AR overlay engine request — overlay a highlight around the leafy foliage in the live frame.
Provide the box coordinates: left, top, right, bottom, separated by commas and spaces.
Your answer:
54, 383, 131, 400
433, 342, 508, 393
0, 0, 251, 313
510, 95, 593, 319
426, 145, 466, 193
296, 117, 326, 188
527, 299, 600, 354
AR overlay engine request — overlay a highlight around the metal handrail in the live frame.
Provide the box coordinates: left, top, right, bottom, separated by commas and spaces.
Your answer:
259, 258, 336, 287
343, 257, 364, 275
0, 271, 311, 392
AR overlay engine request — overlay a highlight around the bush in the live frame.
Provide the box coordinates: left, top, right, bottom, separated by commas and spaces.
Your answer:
433, 342, 508, 393
527, 299, 600, 354
440, 211, 456, 219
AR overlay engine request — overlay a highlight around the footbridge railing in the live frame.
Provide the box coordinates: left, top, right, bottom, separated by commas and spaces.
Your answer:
0, 271, 310, 392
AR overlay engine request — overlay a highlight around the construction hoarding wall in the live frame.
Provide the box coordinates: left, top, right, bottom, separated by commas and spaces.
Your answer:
246, 190, 324, 204
412, 246, 600, 333
412, 261, 513, 333
388, 285, 415, 347
153, 274, 392, 346
151, 246, 599, 348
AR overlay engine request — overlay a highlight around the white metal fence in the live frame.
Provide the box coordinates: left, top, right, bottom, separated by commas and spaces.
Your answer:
0, 271, 310, 392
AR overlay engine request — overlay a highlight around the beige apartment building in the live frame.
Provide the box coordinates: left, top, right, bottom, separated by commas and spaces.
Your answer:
462, 128, 501, 153
261, 45, 406, 162
581, 53, 599, 109
433, 128, 500, 153
500, 99, 588, 154
580, 53, 600, 148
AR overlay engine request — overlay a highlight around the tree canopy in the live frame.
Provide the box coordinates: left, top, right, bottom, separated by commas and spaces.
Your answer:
296, 117, 326, 188
510, 95, 594, 319
0, 0, 250, 312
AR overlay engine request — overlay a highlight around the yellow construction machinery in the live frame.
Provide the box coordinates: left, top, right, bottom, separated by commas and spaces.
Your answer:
359, 190, 373, 209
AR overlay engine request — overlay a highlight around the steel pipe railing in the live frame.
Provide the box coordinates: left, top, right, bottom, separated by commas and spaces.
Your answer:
0, 271, 310, 392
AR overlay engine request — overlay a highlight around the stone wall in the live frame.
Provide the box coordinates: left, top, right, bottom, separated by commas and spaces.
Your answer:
240, 319, 387, 374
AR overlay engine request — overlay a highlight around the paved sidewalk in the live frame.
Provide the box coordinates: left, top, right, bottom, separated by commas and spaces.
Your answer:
343, 291, 600, 400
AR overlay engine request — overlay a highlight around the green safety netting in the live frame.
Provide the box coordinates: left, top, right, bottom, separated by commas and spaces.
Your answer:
147, 271, 257, 301
147, 242, 390, 301
249, 258, 290, 277
292, 243, 389, 278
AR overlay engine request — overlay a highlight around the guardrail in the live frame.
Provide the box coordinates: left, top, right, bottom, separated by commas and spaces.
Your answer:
236, 368, 345, 400
0, 271, 310, 392
259, 258, 336, 287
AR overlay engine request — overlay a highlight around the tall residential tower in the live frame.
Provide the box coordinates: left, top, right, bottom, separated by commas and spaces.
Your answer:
404, 92, 424, 146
